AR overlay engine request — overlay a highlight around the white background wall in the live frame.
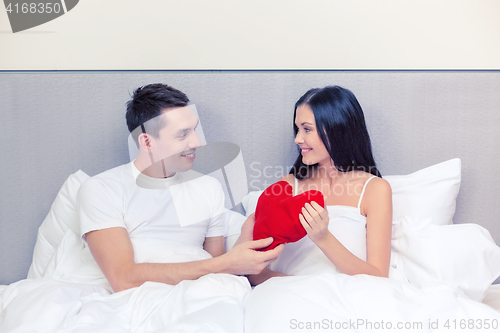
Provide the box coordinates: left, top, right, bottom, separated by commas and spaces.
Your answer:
1, 0, 499, 70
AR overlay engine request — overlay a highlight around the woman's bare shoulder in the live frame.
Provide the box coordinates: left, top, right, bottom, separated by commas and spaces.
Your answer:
279, 174, 296, 186
368, 176, 391, 192
364, 176, 392, 204
360, 176, 392, 218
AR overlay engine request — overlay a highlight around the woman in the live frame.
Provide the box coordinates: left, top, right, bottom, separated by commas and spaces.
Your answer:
248, 86, 392, 285
245, 87, 500, 333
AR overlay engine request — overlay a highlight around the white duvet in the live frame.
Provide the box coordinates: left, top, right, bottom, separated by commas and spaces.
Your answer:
246, 274, 500, 333
0, 275, 249, 333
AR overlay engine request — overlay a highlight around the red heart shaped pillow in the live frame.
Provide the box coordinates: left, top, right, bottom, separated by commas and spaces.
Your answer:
253, 180, 325, 251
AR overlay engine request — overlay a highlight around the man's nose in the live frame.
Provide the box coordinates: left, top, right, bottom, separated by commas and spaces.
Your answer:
189, 131, 202, 149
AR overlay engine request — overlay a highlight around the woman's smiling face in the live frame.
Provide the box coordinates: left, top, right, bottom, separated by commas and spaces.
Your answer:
294, 104, 331, 167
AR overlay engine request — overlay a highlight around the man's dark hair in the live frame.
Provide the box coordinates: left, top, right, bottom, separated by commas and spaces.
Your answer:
126, 83, 190, 144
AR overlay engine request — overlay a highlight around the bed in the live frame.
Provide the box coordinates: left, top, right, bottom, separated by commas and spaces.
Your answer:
1, 71, 500, 332
1, 158, 500, 332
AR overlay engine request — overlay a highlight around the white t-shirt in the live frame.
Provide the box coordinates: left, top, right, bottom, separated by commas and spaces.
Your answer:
77, 161, 225, 263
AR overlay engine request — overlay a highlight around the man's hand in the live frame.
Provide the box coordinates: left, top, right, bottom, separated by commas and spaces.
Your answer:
224, 214, 285, 275
223, 237, 284, 275
226, 212, 285, 275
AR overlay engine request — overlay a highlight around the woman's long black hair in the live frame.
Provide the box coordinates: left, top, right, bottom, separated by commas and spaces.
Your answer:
290, 86, 382, 179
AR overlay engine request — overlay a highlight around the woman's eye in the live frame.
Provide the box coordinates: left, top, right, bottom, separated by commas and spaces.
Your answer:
304, 128, 311, 132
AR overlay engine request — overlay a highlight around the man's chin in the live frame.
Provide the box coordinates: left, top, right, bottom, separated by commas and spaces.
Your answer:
176, 158, 196, 172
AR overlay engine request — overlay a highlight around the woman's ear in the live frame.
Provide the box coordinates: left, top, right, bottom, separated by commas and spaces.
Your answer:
138, 132, 153, 152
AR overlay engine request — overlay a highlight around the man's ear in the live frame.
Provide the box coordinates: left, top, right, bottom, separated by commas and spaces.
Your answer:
138, 132, 153, 152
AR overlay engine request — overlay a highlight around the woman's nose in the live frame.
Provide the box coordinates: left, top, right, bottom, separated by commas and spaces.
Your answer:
294, 132, 303, 144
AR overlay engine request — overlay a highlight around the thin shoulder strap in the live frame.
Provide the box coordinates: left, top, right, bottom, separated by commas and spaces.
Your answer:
357, 176, 377, 209
294, 177, 298, 196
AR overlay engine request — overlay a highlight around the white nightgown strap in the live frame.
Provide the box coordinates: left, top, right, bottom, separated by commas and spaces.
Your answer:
357, 175, 377, 209
295, 175, 377, 207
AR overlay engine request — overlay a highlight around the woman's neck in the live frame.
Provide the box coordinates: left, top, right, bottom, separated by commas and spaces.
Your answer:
312, 161, 343, 181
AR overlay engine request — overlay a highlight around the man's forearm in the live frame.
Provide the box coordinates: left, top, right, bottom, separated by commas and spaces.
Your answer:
114, 255, 230, 292
87, 227, 282, 292
112, 239, 284, 292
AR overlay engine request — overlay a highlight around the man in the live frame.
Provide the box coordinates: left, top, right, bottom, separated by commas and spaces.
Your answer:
77, 83, 283, 293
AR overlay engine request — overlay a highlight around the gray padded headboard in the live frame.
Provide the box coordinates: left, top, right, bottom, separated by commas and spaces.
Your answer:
1, 71, 499, 285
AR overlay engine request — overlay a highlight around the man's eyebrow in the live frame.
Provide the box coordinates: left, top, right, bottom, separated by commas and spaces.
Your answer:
174, 119, 199, 135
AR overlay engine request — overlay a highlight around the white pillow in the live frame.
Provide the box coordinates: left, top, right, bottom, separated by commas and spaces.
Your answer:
242, 158, 461, 225
27, 170, 90, 279
223, 210, 247, 252
241, 190, 264, 217
392, 216, 500, 301
384, 158, 461, 225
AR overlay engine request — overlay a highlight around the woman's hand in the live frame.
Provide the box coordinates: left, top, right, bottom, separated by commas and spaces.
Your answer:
299, 201, 330, 245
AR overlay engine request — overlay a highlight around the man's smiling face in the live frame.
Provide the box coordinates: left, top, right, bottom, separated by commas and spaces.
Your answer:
145, 106, 201, 176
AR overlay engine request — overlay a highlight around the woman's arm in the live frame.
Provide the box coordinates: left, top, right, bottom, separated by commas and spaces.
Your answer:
247, 268, 287, 286
300, 177, 392, 277
203, 236, 225, 257
364, 177, 393, 277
